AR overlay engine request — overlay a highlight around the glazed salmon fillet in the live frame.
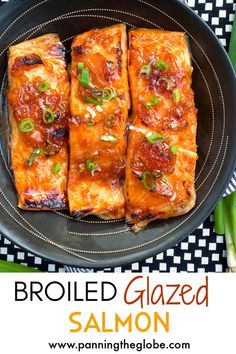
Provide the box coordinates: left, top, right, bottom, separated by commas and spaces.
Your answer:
8, 34, 70, 210
126, 29, 198, 232
68, 24, 130, 219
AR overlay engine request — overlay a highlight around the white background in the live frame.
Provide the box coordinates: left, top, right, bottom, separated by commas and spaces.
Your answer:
0, 273, 234, 353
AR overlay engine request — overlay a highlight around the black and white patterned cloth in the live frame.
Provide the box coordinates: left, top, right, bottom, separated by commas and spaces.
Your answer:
0, 0, 235, 273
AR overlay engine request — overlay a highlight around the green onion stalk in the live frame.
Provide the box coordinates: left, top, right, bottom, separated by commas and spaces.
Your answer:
214, 194, 236, 272
214, 12, 236, 271
0, 260, 41, 273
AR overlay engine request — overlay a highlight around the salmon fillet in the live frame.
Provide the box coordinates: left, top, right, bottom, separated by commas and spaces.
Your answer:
68, 24, 130, 219
126, 29, 197, 232
8, 34, 70, 210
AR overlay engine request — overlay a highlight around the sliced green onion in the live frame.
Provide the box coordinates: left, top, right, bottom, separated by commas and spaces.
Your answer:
87, 121, 95, 126
86, 159, 98, 173
152, 169, 163, 179
172, 88, 181, 104
52, 162, 61, 174
41, 150, 56, 156
40, 149, 52, 155
139, 59, 154, 75
104, 114, 116, 128
38, 81, 50, 92
155, 59, 169, 71
91, 88, 104, 97
152, 170, 167, 183
141, 172, 155, 191
77, 62, 84, 70
146, 133, 164, 144
146, 95, 161, 107
26, 148, 41, 167
170, 144, 179, 154
84, 96, 103, 106
100, 134, 117, 143
19, 118, 35, 133
43, 108, 56, 124
102, 88, 117, 101
158, 77, 172, 90
78, 67, 90, 86
161, 174, 167, 183
91, 87, 117, 101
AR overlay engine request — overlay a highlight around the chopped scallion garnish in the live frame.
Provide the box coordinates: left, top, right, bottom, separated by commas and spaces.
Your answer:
155, 59, 169, 71
152, 169, 163, 179
91, 87, 117, 101
38, 81, 50, 92
86, 159, 99, 174
43, 108, 56, 124
52, 162, 61, 174
100, 134, 117, 143
19, 118, 35, 133
102, 88, 117, 101
77, 62, 84, 70
145, 95, 161, 107
87, 121, 95, 126
141, 172, 155, 191
158, 77, 172, 90
26, 148, 41, 167
146, 133, 164, 144
170, 145, 179, 154
104, 114, 116, 128
139, 59, 154, 75
84, 97, 103, 106
172, 88, 181, 104
78, 67, 90, 87
214, 193, 236, 271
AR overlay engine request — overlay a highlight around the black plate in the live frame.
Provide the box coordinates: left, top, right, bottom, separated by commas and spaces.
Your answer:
0, 0, 236, 268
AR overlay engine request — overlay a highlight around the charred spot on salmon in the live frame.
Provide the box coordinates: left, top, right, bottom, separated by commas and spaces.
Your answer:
24, 201, 43, 209
131, 211, 140, 218
53, 127, 69, 139
24, 194, 67, 209
72, 208, 93, 219
126, 220, 134, 227
22, 54, 43, 65
50, 44, 66, 57
73, 46, 84, 55
139, 213, 156, 221
12, 54, 43, 71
